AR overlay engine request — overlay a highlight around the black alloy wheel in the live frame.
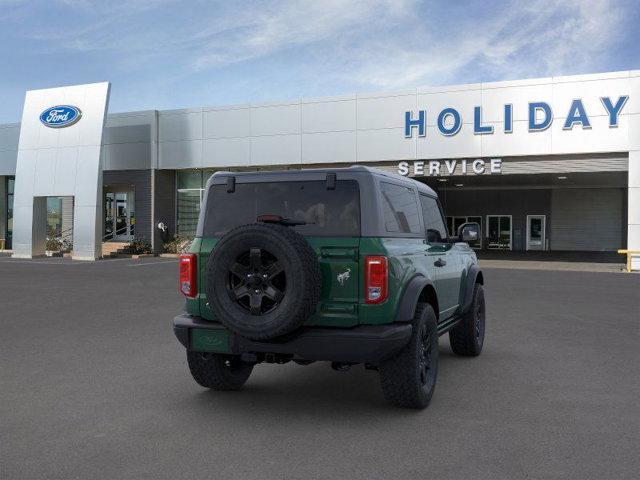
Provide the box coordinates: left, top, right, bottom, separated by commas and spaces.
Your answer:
205, 223, 321, 340
227, 247, 286, 316
379, 303, 439, 408
449, 283, 485, 357
474, 286, 485, 341
418, 328, 433, 386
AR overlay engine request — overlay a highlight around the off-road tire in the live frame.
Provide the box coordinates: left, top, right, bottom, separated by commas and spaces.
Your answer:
449, 283, 485, 356
379, 303, 439, 409
187, 351, 253, 390
205, 223, 321, 340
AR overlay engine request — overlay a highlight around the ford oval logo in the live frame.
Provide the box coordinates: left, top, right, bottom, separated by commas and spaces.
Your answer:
39, 105, 82, 128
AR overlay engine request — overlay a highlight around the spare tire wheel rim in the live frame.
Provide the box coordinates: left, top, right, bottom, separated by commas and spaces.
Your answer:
226, 247, 286, 315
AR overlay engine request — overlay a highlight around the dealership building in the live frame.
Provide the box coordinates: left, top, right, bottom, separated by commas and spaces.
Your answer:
0, 70, 639, 269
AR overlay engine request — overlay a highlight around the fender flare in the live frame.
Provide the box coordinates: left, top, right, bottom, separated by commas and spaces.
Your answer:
394, 275, 435, 323
461, 264, 483, 314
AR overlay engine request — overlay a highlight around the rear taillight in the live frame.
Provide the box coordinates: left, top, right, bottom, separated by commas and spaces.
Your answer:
179, 254, 197, 297
365, 255, 388, 304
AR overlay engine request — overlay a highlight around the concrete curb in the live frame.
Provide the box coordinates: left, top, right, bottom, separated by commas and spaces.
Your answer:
479, 259, 627, 274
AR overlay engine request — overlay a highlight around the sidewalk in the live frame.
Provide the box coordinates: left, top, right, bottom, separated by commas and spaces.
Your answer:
477, 251, 627, 273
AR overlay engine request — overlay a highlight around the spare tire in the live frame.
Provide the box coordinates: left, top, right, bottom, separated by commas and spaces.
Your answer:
205, 223, 321, 340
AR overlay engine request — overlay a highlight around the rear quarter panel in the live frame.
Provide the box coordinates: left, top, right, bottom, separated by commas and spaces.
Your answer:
358, 236, 431, 325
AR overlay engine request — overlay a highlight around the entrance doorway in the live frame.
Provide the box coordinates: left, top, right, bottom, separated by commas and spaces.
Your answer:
526, 215, 546, 251
104, 188, 135, 241
486, 215, 512, 250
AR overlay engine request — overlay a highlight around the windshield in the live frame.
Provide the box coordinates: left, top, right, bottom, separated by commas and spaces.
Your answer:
203, 180, 360, 237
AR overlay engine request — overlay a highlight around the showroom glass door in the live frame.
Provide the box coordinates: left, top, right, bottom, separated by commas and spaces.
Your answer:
486, 215, 512, 250
526, 215, 546, 251
104, 189, 135, 241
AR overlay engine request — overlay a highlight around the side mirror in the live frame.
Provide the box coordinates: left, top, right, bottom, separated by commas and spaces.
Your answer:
458, 222, 480, 243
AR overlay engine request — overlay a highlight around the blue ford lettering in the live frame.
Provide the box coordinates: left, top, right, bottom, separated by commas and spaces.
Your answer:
39, 105, 82, 128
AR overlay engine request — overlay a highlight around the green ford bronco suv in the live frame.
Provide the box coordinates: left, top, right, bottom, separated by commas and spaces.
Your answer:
173, 166, 485, 408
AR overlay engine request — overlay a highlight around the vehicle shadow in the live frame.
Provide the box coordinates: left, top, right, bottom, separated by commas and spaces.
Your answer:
172, 343, 462, 420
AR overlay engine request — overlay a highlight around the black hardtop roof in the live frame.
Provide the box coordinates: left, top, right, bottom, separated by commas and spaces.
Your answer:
209, 165, 437, 196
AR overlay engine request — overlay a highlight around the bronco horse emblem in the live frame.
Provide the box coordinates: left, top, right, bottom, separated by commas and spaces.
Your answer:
337, 268, 351, 286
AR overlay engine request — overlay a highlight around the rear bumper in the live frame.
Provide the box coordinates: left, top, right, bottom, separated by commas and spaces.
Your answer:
173, 314, 412, 363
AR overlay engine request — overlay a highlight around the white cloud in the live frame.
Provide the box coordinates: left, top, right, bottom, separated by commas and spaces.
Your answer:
342, 0, 626, 89
16, 0, 630, 91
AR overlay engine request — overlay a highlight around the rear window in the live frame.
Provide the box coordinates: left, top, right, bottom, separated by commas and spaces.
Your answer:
203, 180, 360, 237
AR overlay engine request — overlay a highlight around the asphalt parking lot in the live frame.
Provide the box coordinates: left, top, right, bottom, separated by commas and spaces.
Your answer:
1, 257, 639, 480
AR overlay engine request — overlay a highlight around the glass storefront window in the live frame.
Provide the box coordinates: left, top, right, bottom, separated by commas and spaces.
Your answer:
176, 169, 220, 237
202, 169, 216, 187
486, 215, 512, 250
177, 190, 201, 236
47, 197, 63, 237
177, 171, 202, 190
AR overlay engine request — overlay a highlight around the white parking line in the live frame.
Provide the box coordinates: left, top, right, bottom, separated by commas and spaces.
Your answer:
127, 260, 178, 267
0, 260, 83, 265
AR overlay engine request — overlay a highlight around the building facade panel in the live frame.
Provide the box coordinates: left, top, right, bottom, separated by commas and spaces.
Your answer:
202, 137, 251, 167
52, 147, 80, 195
103, 141, 152, 171
302, 98, 356, 133
302, 131, 356, 164
250, 103, 301, 136
357, 93, 417, 130
104, 113, 154, 145
250, 134, 301, 166
357, 127, 415, 162
0, 150, 18, 176
158, 139, 202, 169
0, 123, 20, 151
158, 110, 202, 142
202, 107, 250, 139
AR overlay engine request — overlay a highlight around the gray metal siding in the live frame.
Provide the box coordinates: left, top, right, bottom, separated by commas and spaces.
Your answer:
0, 123, 19, 176
153, 170, 176, 251
551, 188, 623, 251
103, 170, 152, 244
103, 112, 155, 171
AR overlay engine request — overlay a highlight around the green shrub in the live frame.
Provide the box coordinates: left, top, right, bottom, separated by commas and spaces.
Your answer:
127, 237, 152, 254
46, 237, 62, 252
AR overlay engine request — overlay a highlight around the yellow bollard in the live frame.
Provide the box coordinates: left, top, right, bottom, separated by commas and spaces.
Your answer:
617, 249, 640, 272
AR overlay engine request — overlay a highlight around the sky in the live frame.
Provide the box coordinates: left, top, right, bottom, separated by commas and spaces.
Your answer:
0, 0, 639, 123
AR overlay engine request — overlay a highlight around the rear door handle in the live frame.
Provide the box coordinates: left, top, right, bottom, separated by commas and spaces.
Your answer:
434, 258, 446, 267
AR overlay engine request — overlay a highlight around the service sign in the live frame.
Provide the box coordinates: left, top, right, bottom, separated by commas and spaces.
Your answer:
398, 158, 502, 177
39, 105, 82, 128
